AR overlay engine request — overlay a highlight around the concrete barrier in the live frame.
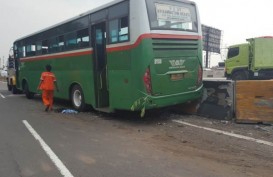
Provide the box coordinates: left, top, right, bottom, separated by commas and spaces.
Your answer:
197, 79, 235, 120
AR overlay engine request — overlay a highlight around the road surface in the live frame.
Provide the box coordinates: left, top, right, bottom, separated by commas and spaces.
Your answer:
0, 81, 272, 177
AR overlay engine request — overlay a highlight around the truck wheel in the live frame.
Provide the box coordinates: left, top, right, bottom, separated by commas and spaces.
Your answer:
7, 84, 12, 91
231, 71, 248, 80
71, 85, 86, 111
12, 86, 18, 94
24, 82, 34, 99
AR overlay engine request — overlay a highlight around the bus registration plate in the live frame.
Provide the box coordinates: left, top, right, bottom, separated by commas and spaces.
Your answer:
171, 73, 183, 80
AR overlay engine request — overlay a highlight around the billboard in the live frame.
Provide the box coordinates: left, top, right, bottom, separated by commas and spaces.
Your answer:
202, 25, 222, 54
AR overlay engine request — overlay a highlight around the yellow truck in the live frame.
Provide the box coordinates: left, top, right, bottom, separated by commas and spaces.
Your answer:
225, 37, 273, 80
6, 55, 18, 94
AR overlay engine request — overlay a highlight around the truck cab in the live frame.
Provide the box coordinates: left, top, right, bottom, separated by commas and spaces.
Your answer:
225, 43, 249, 80
6, 55, 18, 94
225, 37, 273, 80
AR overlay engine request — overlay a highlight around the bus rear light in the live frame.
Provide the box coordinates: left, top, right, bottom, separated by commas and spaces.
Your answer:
197, 66, 203, 86
143, 67, 152, 94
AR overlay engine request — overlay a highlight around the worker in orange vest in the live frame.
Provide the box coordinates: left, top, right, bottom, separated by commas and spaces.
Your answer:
37, 64, 59, 111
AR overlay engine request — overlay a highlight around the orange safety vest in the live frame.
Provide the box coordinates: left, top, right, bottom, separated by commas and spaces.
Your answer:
39, 72, 56, 91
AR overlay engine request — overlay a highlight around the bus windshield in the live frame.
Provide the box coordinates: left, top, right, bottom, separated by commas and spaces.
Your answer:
146, 0, 198, 32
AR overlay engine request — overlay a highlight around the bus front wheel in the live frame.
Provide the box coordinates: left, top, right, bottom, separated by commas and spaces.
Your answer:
71, 85, 86, 111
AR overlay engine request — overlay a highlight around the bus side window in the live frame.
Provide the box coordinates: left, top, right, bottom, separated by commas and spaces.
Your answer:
49, 37, 59, 53
109, 16, 129, 44
42, 40, 49, 54
77, 28, 90, 48
58, 35, 65, 52
65, 32, 77, 50
109, 19, 119, 43
36, 41, 42, 55
119, 16, 129, 42
26, 44, 36, 57
108, 0, 129, 44
18, 46, 26, 58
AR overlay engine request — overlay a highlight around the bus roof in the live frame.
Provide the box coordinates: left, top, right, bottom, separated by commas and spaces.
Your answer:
15, 0, 125, 42
15, 0, 197, 42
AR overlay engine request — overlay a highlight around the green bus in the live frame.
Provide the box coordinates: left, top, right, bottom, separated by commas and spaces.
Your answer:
13, 0, 203, 113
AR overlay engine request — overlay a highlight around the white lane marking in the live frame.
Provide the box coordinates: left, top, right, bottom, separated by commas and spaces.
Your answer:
23, 120, 74, 177
173, 120, 273, 147
0, 81, 7, 83
0, 93, 5, 98
6, 94, 24, 97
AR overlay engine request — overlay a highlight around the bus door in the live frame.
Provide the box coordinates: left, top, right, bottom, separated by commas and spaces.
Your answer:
91, 22, 109, 108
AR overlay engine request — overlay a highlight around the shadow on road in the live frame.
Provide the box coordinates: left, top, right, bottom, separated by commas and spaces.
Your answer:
101, 107, 185, 126
19, 93, 188, 126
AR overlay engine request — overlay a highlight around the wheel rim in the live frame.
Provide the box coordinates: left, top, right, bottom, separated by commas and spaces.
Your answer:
73, 90, 82, 107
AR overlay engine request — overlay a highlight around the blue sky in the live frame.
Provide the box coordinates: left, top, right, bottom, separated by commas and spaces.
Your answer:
0, 0, 272, 67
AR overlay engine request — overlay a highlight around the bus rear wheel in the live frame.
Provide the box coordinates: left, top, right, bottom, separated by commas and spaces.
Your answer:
71, 85, 86, 111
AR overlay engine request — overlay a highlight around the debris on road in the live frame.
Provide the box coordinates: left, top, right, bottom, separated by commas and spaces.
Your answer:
61, 109, 78, 114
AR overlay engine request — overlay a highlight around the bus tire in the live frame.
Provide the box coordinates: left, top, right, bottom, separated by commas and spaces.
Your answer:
231, 71, 248, 80
71, 85, 86, 111
24, 82, 34, 99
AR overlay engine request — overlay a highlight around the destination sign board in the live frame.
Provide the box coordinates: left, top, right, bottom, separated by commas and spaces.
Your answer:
155, 3, 191, 22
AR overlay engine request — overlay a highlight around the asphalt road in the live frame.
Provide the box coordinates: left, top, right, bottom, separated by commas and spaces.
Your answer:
0, 81, 272, 177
